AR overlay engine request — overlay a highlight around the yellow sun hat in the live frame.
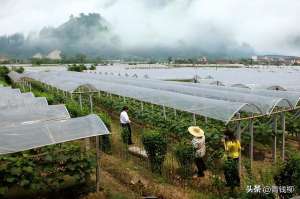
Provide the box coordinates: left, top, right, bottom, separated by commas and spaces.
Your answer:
188, 126, 205, 137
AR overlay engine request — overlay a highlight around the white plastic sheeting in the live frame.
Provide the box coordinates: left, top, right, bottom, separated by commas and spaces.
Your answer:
0, 87, 110, 155
19, 70, 300, 122
19, 71, 263, 122
7, 71, 22, 82
0, 97, 48, 110
173, 82, 300, 108
0, 105, 70, 128
0, 114, 110, 155
67, 73, 293, 115
0, 88, 21, 95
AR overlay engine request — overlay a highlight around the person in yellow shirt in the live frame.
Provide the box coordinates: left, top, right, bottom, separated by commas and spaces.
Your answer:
223, 129, 241, 188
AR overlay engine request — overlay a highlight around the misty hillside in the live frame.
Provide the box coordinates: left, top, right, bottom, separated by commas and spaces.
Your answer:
0, 13, 254, 59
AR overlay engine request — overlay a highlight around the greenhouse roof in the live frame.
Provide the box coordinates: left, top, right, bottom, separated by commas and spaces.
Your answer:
0, 105, 70, 128
67, 73, 294, 115
0, 114, 109, 155
18, 71, 300, 123
0, 87, 110, 155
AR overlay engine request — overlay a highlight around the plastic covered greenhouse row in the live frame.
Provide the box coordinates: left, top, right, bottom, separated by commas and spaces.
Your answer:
9, 70, 300, 172
0, 87, 110, 155
15, 71, 300, 124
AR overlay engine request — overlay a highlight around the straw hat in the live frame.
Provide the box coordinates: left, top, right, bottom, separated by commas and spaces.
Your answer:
188, 126, 204, 137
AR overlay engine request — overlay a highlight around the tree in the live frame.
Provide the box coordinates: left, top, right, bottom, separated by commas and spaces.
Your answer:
75, 54, 87, 63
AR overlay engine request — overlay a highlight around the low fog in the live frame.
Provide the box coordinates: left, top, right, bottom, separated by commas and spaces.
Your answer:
1, 0, 300, 58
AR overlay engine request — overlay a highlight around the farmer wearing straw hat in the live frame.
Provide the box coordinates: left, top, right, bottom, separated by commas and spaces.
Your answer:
189, 126, 206, 177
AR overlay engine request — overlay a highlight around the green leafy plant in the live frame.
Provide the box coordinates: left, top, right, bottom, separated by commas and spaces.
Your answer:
174, 139, 195, 177
121, 127, 130, 145
0, 143, 96, 196
142, 130, 167, 174
67, 64, 87, 72
90, 65, 96, 70
274, 153, 300, 199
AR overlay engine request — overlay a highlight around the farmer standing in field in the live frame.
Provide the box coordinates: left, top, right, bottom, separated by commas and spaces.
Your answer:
120, 106, 133, 145
189, 126, 206, 177
222, 129, 241, 188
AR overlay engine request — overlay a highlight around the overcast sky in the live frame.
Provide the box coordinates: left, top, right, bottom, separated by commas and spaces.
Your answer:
1, 0, 300, 56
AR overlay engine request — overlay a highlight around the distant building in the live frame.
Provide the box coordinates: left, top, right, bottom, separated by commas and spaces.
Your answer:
198, 56, 208, 64
32, 53, 43, 59
251, 55, 300, 65
0, 55, 9, 63
46, 50, 62, 60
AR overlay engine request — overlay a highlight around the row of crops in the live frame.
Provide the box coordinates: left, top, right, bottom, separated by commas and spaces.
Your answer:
13, 76, 300, 199
2, 67, 300, 198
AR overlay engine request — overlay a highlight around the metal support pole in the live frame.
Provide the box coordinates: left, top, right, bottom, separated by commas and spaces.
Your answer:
29, 83, 32, 92
70, 93, 73, 100
123, 96, 126, 103
281, 113, 285, 161
205, 117, 208, 124
89, 94, 93, 113
22, 81, 25, 91
193, 113, 196, 125
79, 94, 83, 110
272, 115, 277, 164
236, 113, 242, 177
98, 91, 101, 98
95, 135, 100, 192
141, 101, 144, 112
174, 109, 177, 117
163, 105, 167, 120
249, 118, 254, 170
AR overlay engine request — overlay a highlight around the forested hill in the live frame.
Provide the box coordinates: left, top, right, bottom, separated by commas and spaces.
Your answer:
0, 13, 120, 59
0, 13, 254, 59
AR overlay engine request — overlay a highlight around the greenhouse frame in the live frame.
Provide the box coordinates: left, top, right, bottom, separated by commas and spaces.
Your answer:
0, 86, 110, 191
9, 71, 300, 170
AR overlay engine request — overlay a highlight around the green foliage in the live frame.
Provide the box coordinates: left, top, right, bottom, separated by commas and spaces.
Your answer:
223, 159, 240, 189
67, 64, 87, 72
274, 154, 300, 198
0, 66, 10, 85
90, 64, 96, 70
11, 66, 25, 74
0, 143, 96, 196
121, 126, 130, 145
0, 66, 10, 77
98, 112, 112, 153
142, 130, 167, 174
174, 139, 195, 177
92, 91, 226, 172
14, 66, 25, 73
66, 100, 89, 117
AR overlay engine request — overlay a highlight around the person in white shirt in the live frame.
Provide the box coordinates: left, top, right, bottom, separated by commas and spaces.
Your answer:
189, 126, 206, 177
120, 106, 133, 145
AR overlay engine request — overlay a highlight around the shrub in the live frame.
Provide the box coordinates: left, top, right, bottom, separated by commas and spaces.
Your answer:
0, 66, 10, 84
14, 67, 25, 74
98, 113, 112, 153
90, 65, 96, 70
67, 64, 87, 72
121, 126, 130, 145
0, 66, 9, 78
0, 143, 96, 196
142, 130, 167, 174
274, 154, 300, 199
174, 139, 195, 177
